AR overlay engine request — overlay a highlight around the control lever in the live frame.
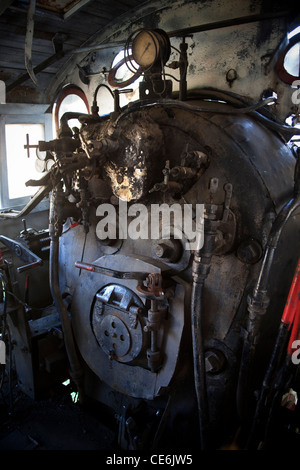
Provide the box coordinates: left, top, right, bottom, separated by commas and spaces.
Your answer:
0, 235, 43, 273
75, 260, 150, 281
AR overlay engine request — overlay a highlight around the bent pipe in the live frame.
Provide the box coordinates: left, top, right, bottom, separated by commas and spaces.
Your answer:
59, 111, 91, 137
0, 185, 51, 219
91, 83, 114, 116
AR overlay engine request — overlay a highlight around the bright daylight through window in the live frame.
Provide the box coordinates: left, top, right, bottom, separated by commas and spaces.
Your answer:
5, 123, 45, 199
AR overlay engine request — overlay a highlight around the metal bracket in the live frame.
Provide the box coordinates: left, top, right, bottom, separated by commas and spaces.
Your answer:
0, 235, 43, 273
136, 273, 165, 299
206, 178, 235, 255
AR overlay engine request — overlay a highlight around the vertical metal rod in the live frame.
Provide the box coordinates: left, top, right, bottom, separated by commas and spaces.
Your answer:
179, 37, 188, 101
25, 0, 38, 86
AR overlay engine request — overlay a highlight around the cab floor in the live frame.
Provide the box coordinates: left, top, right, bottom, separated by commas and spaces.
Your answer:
0, 374, 116, 451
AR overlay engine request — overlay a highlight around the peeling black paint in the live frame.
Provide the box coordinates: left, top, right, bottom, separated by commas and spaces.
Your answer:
237, 48, 250, 61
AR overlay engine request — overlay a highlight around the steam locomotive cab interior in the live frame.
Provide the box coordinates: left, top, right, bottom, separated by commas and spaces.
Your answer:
0, 0, 300, 452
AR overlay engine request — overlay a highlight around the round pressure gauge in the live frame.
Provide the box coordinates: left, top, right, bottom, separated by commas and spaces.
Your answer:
36, 147, 47, 161
132, 29, 171, 69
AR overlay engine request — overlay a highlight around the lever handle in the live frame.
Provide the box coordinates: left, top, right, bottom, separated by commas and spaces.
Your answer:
0, 235, 43, 273
75, 260, 149, 281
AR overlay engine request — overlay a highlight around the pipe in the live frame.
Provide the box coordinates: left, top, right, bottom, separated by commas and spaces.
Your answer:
0, 184, 51, 219
191, 280, 208, 449
179, 87, 288, 128
49, 186, 84, 403
167, 10, 291, 38
91, 84, 114, 116
59, 111, 90, 137
112, 98, 300, 140
113, 97, 275, 124
247, 258, 300, 447
237, 178, 300, 436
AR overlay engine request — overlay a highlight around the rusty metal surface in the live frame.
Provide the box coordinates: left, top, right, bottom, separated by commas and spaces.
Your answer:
71, 254, 187, 399
56, 101, 298, 406
1, 87, 299, 448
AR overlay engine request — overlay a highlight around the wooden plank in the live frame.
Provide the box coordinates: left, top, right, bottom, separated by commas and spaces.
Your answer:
0, 12, 92, 39
36, 11, 108, 34
84, 1, 127, 16
0, 23, 83, 47
0, 60, 28, 71
0, 35, 55, 54
0, 47, 59, 65
5, 49, 67, 92
85, 1, 128, 14
61, 9, 113, 26
74, 8, 114, 21
114, 0, 142, 8
63, 0, 94, 19
0, 37, 75, 56
0, 71, 56, 85
0, 59, 64, 75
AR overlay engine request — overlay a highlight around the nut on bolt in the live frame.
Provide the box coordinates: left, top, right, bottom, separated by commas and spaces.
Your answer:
236, 237, 262, 264
205, 349, 226, 374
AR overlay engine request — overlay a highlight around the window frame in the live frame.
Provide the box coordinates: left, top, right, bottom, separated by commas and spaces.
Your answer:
275, 32, 300, 85
0, 104, 52, 211
53, 84, 89, 137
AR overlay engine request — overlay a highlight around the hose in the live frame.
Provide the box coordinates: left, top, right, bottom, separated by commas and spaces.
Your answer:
173, 86, 294, 129
113, 96, 273, 123
190, 205, 216, 449
191, 280, 209, 449
237, 184, 300, 440
112, 97, 300, 140
247, 258, 300, 448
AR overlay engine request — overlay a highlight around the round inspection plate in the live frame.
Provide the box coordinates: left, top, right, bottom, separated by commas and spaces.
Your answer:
99, 314, 131, 358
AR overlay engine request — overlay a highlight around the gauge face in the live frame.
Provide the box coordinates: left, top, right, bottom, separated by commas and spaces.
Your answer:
36, 147, 47, 161
132, 30, 160, 68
